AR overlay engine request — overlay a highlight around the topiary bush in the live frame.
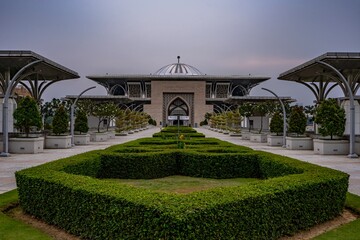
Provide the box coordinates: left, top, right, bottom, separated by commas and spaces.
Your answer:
288, 105, 307, 136
74, 110, 89, 134
13, 96, 42, 137
269, 111, 283, 136
315, 98, 346, 139
52, 105, 69, 135
16, 137, 348, 240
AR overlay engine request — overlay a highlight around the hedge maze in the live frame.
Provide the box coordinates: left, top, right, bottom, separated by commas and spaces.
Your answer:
16, 134, 348, 239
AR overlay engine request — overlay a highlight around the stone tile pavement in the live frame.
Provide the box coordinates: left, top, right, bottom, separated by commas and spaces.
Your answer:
1, 126, 359, 196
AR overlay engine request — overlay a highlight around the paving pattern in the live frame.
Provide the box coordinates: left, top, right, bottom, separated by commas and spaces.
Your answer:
1, 126, 359, 196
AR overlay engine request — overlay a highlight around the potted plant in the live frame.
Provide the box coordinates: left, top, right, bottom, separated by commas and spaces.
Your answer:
229, 110, 242, 136
286, 105, 313, 150
73, 110, 90, 145
238, 103, 254, 140
45, 105, 71, 149
313, 98, 348, 154
267, 111, 284, 146
10, 96, 44, 153
250, 102, 270, 143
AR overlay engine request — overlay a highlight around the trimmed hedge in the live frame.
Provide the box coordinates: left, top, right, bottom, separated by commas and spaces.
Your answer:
16, 137, 348, 239
152, 132, 205, 138
152, 126, 205, 138
161, 126, 197, 133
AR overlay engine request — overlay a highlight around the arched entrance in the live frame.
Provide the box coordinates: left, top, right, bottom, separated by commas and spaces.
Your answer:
167, 97, 190, 126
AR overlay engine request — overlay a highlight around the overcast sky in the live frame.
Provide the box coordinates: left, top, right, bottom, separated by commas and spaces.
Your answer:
1, 0, 359, 106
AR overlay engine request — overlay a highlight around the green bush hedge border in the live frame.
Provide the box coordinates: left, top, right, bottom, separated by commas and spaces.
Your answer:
16, 138, 348, 239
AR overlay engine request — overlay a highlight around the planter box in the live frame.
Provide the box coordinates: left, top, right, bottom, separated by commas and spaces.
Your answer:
314, 139, 349, 155
250, 133, 267, 143
229, 133, 242, 137
90, 132, 108, 142
8, 137, 44, 154
74, 134, 90, 145
45, 135, 72, 149
116, 132, 128, 136
107, 132, 116, 139
267, 135, 284, 146
241, 132, 251, 140
286, 137, 313, 150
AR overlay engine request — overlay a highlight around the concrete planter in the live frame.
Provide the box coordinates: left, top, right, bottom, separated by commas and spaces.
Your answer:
229, 132, 242, 137
267, 135, 284, 146
250, 133, 267, 143
107, 131, 116, 139
45, 135, 72, 149
286, 137, 313, 150
7, 137, 44, 154
241, 132, 251, 140
90, 132, 108, 142
74, 134, 90, 145
313, 139, 349, 155
116, 132, 128, 136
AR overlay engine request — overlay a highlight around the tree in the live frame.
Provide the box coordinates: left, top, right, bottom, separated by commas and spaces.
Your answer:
253, 102, 270, 133
74, 110, 89, 134
314, 99, 346, 139
92, 102, 120, 132
41, 98, 71, 131
269, 111, 283, 136
13, 96, 42, 137
288, 106, 307, 136
52, 105, 69, 135
238, 103, 254, 132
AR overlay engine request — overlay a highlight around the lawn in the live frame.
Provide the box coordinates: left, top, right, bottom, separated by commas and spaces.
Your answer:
102, 175, 261, 194
0, 190, 51, 240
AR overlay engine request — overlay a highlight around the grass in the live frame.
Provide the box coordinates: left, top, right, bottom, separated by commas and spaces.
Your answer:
0, 190, 51, 240
1, 189, 360, 239
313, 192, 360, 240
101, 175, 261, 194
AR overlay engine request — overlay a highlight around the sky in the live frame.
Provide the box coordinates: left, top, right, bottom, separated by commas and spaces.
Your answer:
1, 0, 359, 106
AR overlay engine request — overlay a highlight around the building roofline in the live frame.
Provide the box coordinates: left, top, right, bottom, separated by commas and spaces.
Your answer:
87, 74, 270, 81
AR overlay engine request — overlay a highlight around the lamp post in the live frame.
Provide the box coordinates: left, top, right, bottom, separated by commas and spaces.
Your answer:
316, 60, 357, 158
1, 60, 42, 157
261, 88, 287, 148
70, 86, 96, 147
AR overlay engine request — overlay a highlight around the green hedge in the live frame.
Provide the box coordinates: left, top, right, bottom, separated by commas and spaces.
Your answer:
152, 132, 205, 138
16, 138, 349, 239
152, 126, 205, 138
161, 126, 197, 133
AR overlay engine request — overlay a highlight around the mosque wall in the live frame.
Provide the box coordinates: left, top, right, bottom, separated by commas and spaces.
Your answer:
143, 80, 212, 127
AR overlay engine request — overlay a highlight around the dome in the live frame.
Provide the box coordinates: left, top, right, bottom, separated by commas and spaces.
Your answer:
154, 56, 204, 75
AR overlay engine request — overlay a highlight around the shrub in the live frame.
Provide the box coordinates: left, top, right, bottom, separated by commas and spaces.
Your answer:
269, 111, 283, 136
288, 106, 307, 136
13, 96, 42, 137
52, 105, 69, 135
315, 98, 346, 139
74, 110, 89, 134
16, 137, 348, 240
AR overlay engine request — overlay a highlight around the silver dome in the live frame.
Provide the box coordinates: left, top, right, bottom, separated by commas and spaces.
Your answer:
154, 56, 204, 75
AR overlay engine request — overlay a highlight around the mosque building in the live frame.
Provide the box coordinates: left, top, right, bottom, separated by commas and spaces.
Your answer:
87, 56, 270, 127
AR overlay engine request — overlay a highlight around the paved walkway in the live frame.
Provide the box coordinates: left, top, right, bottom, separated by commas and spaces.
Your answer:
1, 126, 360, 196
196, 127, 360, 195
